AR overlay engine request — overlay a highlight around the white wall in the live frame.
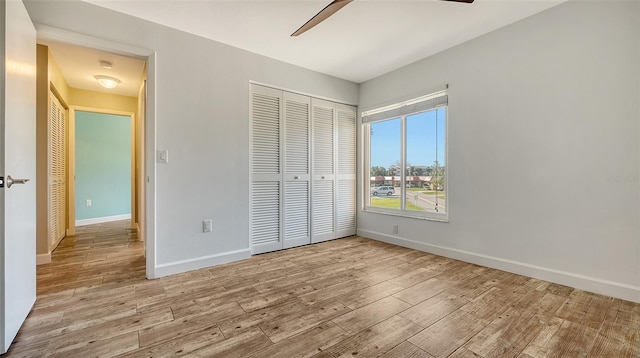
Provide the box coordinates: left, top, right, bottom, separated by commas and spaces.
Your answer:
24, 0, 358, 276
358, 1, 640, 302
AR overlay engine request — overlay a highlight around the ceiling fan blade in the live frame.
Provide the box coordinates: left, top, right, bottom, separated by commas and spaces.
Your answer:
291, 0, 353, 37
442, 0, 475, 3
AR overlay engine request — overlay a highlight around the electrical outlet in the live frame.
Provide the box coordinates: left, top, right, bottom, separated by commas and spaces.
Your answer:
393, 224, 398, 234
86, 199, 92, 207
203, 220, 213, 233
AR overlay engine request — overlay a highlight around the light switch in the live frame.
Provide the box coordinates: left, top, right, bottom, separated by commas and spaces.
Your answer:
157, 149, 168, 163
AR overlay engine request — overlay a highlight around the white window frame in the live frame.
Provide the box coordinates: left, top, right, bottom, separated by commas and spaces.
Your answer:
362, 91, 448, 222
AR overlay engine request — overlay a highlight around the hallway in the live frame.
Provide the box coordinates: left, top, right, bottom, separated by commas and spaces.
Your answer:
37, 221, 144, 297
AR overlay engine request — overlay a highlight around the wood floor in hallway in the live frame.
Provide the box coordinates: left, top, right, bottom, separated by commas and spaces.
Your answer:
4, 220, 639, 357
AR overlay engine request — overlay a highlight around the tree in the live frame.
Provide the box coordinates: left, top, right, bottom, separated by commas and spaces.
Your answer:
370, 166, 387, 176
430, 160, 446, 190
425, 166, 434, 176
413, 166, 428, 176
386, 160, 411, 176
384, 160, 397, 176
405, 162, 415, 176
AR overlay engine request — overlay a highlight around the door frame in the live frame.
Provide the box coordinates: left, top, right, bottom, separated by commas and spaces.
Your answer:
35, 25, 158, 278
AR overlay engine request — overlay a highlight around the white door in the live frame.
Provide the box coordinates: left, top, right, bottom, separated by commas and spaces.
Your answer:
283, 92, 310, 249
0, 0, 37, 353
49, 91, 66, 246
311, 98, 335, 243
335, 104, 356, 238
249, 84, 282, 254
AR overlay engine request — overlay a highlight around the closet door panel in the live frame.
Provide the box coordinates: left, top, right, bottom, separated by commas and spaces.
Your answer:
48, 96, 58, 245
283, 92, 310, 249
284, 181, 309, 248
311, 98, 335, 243
312, 102, 334, 179
252, 89, 281, 178
250, 85, 283, 254
312, 179, 334, 241
251, 181, 281, 248
58, 107, 66, 241
336, 104, 356, 237
49, 92, 66, 246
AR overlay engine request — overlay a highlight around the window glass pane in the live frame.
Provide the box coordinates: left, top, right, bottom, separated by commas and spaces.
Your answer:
369, 118, 401, 209
405, 108, 446, 213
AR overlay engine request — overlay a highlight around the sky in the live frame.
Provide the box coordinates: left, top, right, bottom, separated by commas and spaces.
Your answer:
370, 108, 446, 169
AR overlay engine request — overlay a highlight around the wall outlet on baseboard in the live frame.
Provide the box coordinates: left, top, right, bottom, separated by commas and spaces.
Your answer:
393, 224, 398, 235
86, 199, 92, 207
203, 220, 213, 233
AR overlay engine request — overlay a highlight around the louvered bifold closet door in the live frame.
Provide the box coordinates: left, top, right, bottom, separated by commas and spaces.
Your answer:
283, 92, 311, 249
311, 98, 336, 243
57, 106, 66, 241
49, 92, 66, 246
336, 104, 356, 238
49, 96, 58, 244
250, 85, 283, 254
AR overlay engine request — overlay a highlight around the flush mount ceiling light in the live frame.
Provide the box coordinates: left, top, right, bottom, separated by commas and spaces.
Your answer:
95, 75, 120, 89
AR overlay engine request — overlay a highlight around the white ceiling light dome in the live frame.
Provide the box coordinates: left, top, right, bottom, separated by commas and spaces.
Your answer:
95, 75, 120, 89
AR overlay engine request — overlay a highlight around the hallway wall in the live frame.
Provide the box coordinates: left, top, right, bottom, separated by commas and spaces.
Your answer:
75, 111, 131, 224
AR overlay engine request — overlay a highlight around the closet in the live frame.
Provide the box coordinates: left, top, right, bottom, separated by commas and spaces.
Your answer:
250, 84, 356, 254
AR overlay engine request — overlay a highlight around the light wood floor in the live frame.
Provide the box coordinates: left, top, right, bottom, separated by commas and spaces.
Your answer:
4, 220, 639, 357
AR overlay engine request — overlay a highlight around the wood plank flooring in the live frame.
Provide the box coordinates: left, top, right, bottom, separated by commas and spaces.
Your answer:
4, 220, 639, 357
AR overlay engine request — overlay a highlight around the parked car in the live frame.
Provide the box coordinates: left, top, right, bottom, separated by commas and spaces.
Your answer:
371, 186, 395, 196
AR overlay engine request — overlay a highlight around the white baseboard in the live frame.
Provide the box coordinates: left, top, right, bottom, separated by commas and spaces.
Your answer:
358, 229, 640, 303
36, 253, 51, 265
150, 249, 251, 279
76, 214, 131, 227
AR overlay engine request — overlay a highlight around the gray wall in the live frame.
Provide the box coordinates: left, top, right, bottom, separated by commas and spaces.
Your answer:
358, 0, 639, 301
25, 0, 358, 274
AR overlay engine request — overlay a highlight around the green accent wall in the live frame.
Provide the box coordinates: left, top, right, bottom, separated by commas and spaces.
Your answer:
75, 111, 131, 221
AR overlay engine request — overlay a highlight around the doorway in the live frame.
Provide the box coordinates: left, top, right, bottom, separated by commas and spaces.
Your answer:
34, 36, 153, 276
71, 109, 134, 228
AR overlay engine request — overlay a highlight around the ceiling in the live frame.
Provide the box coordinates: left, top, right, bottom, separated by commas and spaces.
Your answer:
82, 0, 566, 84
41, 39, 146, 97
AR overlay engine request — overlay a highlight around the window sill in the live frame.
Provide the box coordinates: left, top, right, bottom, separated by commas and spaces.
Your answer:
362, 206, 449, 223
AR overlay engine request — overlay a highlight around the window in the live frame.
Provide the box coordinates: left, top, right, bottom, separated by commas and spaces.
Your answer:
363, 91, 447, 221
